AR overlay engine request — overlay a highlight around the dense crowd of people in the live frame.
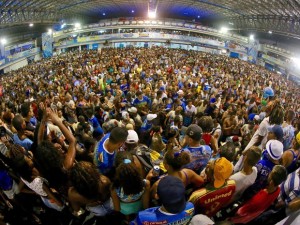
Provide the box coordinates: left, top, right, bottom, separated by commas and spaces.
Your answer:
0, 46, 300, 225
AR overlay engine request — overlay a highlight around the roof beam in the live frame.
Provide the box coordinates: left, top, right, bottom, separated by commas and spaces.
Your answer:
226, 15, 300, 39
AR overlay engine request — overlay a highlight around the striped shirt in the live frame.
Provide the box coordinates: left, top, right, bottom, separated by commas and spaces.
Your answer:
278, 168, 300, 204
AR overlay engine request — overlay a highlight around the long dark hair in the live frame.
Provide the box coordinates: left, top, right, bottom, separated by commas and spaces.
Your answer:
34, 140, 67, 188
113, 161, 144, 196
164, 146, 190, 170
269, 100, 284, 125
70, 161, 100, 200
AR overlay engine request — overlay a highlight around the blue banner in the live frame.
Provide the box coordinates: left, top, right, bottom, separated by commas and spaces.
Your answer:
0, 43, 4, 60
42, 32, 53, 58
247, 40, 259, 64
92, 43, 98, 50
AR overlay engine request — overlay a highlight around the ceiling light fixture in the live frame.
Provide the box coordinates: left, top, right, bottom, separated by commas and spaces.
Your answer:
0, 38, 7, 45
220, 27, 228, 33
74, 23, 81, 28
148, 10, 156, 18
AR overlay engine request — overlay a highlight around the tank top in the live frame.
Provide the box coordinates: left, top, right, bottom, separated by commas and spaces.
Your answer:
202, 133, 212, 146
116, 179, 146, 203
286, 150, 299, 174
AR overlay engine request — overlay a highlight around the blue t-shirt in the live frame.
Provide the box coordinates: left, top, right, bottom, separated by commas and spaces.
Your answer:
133, 96, 150, 109
131, 202, 194, 225
120, 83, 129, 95
89, 116, 101, 129
13, 134, 33, 151
183, 145, 212, 174
140, 120, 152, 133
94, 133, 115, 175
0, 170, 13, 191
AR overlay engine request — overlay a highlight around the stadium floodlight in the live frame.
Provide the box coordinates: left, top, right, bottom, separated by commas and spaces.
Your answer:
0, 38, 7, 45
29, 23, 34, 27
132, 10, 135, 13
148, 10, 156, 19
268, 30, 272, 34
291, 57, 300, 68
249, 34, 254, 40
220, 27, 228, 33
74, 23, 81, 28
48, 29, 52, 35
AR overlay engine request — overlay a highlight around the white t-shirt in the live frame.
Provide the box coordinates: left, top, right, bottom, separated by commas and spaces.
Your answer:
245, 117, 270, 151
185, 105, 196, 114
230, 167, 258, 202
234, 116, 270, 173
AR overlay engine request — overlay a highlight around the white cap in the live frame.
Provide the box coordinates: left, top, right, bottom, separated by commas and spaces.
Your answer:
122, 111, 129, 119
177, 90, 184, 95
266, 140, 283, 160
254, 115, 260, 120
190, 215, 214, 225
147, 114, 157, 121
126, 130, 139, 144
128, 107, 137, 113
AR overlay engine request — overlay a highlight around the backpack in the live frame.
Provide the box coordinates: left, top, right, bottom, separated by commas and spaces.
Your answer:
133, 144, 154, 174
133, 144, 165, 174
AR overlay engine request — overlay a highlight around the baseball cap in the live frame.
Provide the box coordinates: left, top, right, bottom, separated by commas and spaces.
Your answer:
122, 111, 129, 120
296, 131, 300, 145
210, 98, 216, 104
177, 90, 184, 95
214, 157, 233, 188
203, 86, 211, 91
268, 125, 283, 141
231, 135, 242, 143
128, 107, 137, 113
248, 113, 256, 121
147, 114, 157, 121
157, 176, 186, 214
186, 124, 203, 141
263, 87, 274, 99
266, 140, 283, 160
190, 215, 214, 225
254, 115, 260, 121
126, 130, 139, 144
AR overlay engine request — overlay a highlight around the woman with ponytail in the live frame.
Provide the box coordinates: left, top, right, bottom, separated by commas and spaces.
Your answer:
148, 146, 204, 199
111, 151, 150, 219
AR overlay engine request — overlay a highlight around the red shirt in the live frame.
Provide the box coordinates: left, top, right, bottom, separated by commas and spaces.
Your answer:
189, 180, 236, 217
230, 187, 280, 224
202, 133, 212, 146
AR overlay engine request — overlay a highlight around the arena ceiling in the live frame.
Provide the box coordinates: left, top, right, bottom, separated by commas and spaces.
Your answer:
1, 0, 300, 39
